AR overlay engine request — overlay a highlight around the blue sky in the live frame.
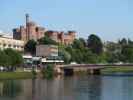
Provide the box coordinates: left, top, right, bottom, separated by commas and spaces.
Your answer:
0, 0, 132, 41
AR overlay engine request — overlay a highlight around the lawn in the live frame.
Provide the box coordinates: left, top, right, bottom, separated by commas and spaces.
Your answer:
101, 66, 133, 74
0, 72, 33, 79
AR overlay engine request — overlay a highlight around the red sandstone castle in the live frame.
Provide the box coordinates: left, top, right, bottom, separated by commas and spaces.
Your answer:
13, 14, 76, 45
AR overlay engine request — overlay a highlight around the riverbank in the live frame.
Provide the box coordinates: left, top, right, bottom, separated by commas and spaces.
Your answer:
101, 66, 133, 74
0, 66, 133, 79
0, 72, 33, 79
73, 66, 133, 75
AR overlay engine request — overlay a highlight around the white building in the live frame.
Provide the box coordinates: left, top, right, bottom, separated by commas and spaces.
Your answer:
0, 32, 24, 51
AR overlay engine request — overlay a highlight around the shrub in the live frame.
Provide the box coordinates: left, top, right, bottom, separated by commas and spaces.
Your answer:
32, 69, 37, 78
41, 64, 54, 79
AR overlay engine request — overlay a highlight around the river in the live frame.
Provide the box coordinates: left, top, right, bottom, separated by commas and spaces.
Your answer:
0, 75, 133, 100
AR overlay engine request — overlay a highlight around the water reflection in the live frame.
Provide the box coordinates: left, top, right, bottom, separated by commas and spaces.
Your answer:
0, 75, 133, 100
122, 77, 133, 100
73, 76, 101, 100
0, 80, 21, 98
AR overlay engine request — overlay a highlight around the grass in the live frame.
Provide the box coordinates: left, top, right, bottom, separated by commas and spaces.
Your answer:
101, 66, 133, 74
1, 66, 133, 79
0, 72, 33, 79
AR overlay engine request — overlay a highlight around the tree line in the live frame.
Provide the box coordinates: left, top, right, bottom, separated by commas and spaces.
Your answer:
25, 32, 133, 64
60, 35, 133, 64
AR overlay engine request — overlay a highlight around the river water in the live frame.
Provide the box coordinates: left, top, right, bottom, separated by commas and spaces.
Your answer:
0, 75, 133, 100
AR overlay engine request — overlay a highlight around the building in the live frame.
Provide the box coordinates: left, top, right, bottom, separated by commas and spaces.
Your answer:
36, 45, 58, 57
22, 54, 63, 68
62, 31, 76, 45
0, 36, 24, 51
45, 30, 76, 45
13, 14, 76, 45
13, 14, 46, 43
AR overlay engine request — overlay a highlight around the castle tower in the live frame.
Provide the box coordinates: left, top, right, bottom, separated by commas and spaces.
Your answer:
26, 13, 29, 24
26, 13, 30, 41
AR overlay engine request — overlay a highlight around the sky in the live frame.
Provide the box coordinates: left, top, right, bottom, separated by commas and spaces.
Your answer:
0, 0, 132, 41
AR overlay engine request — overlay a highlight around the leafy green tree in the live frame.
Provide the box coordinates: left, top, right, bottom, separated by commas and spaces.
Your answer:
105, 42, 121, 52
41, 64, 54, 78
64, 45, 99, 64
38, 36, 57, 45
62, 38, 97, 64
59, 49, 71, 64
0, 50, 9, 67
83, 48, 99, 63
104, 52, 120, 63
72, 49, 83, 63
4, 48, 23, 67
118, 38, 128, 46
97, 53, 108, 63
128, 39, 133, 46
79, 38, 86, 47
24, 39, 37, 55
121, 46, 133, 63
104, 41, 122, 63
72, 39, 85, 49
87, 34, 103, 55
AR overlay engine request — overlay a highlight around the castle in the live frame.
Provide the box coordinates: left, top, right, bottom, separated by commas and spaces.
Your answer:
13, 14, 76, 45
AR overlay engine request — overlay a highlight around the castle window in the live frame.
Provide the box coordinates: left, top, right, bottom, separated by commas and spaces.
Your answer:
8, 44, 11, 47
3, 44, 6, 47
14, 45, 16, 48
36, 27, 38, 32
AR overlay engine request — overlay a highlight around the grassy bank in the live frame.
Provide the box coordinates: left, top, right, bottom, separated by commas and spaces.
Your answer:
0, 72, 33, 79
101, 66, 133, 74
1, 66, 133, 79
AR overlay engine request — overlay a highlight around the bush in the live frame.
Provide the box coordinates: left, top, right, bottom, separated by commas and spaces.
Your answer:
32, 69, 37, 78
41, 64, 54, 79
41, 67, 45, 78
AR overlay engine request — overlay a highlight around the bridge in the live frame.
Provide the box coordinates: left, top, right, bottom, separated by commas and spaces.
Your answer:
55, 64, 133, 75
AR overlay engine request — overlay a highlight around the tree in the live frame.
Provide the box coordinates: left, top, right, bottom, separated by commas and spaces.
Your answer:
72, 49, 83, 63
105, 41, 121, 52
59, 49, 71, 64
41, 64, 54, 78
87, 34, 103, 55
79, 38, 86, 47
0, 50, 9, 67
72, 39, 85, 49
83, 48, 99, 64
24, 39, 37, 55
121, 46, 133, 63
104, 51, 120, 63
128, 39, 133, 46
64, 45, 99, 64
38, 36, 57, 45
104, 41, 121, 63
4, 48, 23, 67
118, 38, 128, 46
